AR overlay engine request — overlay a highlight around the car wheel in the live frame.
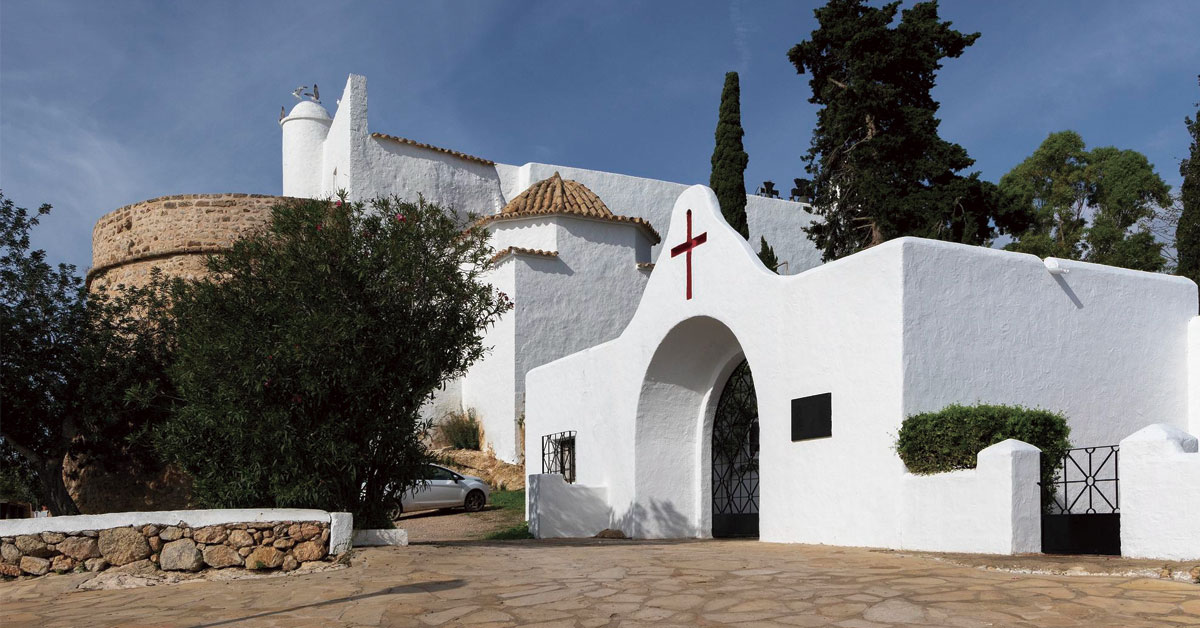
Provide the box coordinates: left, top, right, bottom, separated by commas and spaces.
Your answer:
387, 502, 403, 520
464, 490, 486, 512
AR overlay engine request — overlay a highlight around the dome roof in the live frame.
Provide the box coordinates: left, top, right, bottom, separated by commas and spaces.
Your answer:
500, 172, 613, 218
482, 173, 661, 244
285, 100, 331, 121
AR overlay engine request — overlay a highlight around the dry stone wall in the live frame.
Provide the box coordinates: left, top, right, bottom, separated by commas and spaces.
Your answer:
89, 193, 290, 291
0, 520, 332, 579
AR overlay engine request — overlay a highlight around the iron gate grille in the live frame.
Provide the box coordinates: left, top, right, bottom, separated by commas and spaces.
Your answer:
1041, 445, 1120, 555
542, 431, 576, 483
712, 360, 759, 537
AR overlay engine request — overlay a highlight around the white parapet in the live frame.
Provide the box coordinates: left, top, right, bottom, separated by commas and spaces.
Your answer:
1120, 424, 1200, 561
329, 512, 354, 555
0, 508, 330, 537
899, 439, 1043, 554
352, 528, 408, 547
527, 474, 610, 539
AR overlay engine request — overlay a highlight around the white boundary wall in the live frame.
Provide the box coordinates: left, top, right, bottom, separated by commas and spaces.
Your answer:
1120, 424, 1200, 560
899, 440, 1042, 554
527, 474, 610, 539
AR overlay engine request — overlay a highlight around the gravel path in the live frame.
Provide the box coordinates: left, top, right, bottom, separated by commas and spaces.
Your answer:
395, 506, 522, 543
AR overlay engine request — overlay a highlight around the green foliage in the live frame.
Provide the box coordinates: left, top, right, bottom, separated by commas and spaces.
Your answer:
1178, 76, 1200, 308
0, 444, 39, 506
789, 1, 1028, 262
1002, 131, 1172, 271
757, 237, 780, 273
489, 489, 525, 513
710, 71, 750, 238
439, 409, 481, 451
484, 521, 533, 540
896, 404, 1071, 504
155, 195, 510, 526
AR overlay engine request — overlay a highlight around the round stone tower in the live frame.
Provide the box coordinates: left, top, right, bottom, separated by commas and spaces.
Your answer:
280, 99, 332, 199
88, 193, 286, 292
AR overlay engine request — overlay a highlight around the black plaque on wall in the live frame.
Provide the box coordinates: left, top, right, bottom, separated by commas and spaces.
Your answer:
791, 393, 832, 441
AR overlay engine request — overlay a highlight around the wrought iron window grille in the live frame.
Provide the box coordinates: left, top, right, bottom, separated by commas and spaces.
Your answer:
542, 431, 577, 483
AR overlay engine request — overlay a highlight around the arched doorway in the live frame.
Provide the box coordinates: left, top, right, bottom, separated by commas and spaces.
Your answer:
711, 360, 759, 538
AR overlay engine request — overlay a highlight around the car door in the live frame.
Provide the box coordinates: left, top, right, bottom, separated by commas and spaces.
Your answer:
423, 465, 466, 507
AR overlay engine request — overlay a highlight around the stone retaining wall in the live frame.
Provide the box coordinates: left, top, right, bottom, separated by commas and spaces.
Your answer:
0, 509, 350, 579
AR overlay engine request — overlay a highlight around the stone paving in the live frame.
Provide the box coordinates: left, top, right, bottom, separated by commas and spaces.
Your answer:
2, 539, 1199, 627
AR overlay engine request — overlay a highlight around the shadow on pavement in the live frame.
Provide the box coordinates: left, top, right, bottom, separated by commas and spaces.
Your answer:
187, 579, 465, 627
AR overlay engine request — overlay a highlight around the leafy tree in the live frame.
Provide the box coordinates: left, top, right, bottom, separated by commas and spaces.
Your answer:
710, 71, 750, 238
1178, 76, 1200, 307
757, 237, 780, 273
155, 196, 510, 527
789, 0, 1029, 261
1001, 131, 1172, 271
1, 194, 88, 515
0, 193, 178, 514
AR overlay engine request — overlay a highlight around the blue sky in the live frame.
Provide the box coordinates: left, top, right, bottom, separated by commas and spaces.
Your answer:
2, 1, 1198, 272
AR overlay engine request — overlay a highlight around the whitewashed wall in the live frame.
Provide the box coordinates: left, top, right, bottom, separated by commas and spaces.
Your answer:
1190, 317, 1200, 435
901, 248, 1197, 448
460, 262, 517, 459
899, 440, 1042, 554
523, 184, 1197, 554
527, 474, 611, 538
1119, 424, 1200, 560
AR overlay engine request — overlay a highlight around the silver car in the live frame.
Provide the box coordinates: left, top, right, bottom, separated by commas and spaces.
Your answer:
391, 464, 490, 517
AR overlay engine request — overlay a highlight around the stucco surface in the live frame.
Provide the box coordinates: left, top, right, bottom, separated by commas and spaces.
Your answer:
523, 184, 1197, 555
1120, 424, 1200, 560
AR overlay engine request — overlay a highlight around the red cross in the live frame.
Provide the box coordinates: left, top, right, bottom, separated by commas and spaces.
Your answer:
670, 209, 707, 300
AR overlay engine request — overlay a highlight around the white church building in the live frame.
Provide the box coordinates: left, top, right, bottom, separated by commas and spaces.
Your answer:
281, 75, 820, 462
523, 186, 1200, 561
279, 75, 1200, 561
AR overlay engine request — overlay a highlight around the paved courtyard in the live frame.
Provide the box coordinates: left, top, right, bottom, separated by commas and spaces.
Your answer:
2, 539, 1199, 627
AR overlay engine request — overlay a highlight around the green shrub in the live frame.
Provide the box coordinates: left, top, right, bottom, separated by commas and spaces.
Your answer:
438, 409, 481, 450
896, 404, 1071, 477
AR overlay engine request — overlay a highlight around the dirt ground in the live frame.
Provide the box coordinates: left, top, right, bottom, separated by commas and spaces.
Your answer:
396, 504, 523, 543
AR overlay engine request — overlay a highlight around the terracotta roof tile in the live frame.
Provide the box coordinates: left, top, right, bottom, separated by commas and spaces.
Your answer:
371, 132, 495, 166
489, 246, 559, 264
481, 173, 661, 245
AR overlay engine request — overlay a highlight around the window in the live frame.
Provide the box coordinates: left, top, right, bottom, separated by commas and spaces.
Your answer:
541, 431, 577, 483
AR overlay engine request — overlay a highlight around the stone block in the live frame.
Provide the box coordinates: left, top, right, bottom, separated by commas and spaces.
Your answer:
227, 529, 254, 548
98, 528, 151, 566
330, 512, 353, 555
160, 539, 204, 572
0, 563, 20, 577
202, 544, 242, 569
84, 558, 109, 572
159, 526, 183, 541
20, 556, 50, 576
57, 536, 101, 560
246, 546, 284, 570
291, 540, 327, 562
51, 555, 74, 573
41, 532, 66, 544
192, 525, 228, 544
15, 535, 50, 558
1, 542, 20, 564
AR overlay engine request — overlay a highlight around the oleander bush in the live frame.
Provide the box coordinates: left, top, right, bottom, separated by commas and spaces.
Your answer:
896, 403, 1071, 476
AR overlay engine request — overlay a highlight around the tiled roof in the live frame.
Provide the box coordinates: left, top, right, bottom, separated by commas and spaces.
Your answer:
481, 173, 661, 245
371, 132, 495, 166
489, 246, 559, 265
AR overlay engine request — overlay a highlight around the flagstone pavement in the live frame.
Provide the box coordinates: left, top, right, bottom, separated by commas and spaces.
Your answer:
3, 539, 1199, 627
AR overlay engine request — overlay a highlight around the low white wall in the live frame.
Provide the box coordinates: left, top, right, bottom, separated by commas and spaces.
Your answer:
1190, 317, 1200, 435
1120, 424, 1200, 560
0, 509, 329, 537
527, 474, 610, 539
899, 440, 1042, 555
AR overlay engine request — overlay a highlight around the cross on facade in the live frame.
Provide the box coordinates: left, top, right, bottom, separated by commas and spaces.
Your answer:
670, 209, 707, 300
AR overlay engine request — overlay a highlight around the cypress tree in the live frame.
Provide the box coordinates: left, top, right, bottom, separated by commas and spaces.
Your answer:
757, 237, 780, 273
710, 72, 750, 238
1178, 76, 1200, 311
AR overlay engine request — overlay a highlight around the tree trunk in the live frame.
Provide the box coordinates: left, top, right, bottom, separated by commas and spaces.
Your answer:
36, 456, 80, 516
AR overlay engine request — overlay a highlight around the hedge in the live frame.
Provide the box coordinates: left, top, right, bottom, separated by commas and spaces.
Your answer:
896, 404, 1071, 476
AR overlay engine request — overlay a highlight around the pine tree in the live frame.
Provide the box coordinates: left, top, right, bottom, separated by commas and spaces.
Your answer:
710, 72, 750, 238
1178, 76, 1200, 310
789, 0, 1029, 261
757, 237, 781, 273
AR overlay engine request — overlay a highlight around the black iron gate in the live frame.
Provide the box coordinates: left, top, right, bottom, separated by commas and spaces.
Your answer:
712, 360, 759, 538
1041, 445, 1120, 555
